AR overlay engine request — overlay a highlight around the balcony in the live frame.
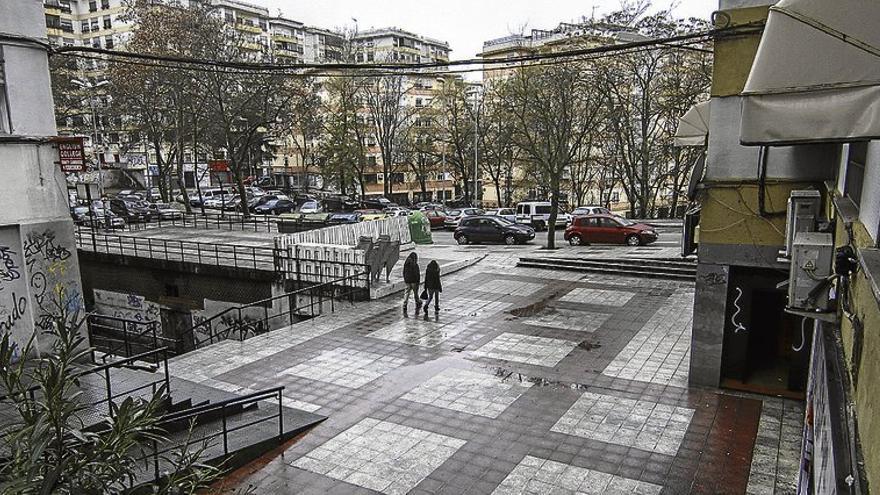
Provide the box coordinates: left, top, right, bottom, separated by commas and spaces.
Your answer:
235, 21, 262, 34
46, 27, 63, 37
272, 33, 296, 43
242, 41, 264, 51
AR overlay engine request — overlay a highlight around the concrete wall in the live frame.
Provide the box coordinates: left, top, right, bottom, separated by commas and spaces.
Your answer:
859, 143, 880, 243
0, 0, 84, 355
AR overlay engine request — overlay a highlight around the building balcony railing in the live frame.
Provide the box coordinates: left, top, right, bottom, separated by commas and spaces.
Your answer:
46, 27, 63, 37
271, 33, 297, 43
235, 22, 263, 34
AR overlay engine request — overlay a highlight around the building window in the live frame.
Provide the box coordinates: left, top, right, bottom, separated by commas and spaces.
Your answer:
845, 142, 867, 208
90, 18, 99, 31
81, 20, 90, 33
100, 0, 109, 9
103, 16, 111, 29
105, 36, 113, 49
88, 0, 97, 11
0, 48, 11, 134
224, 12, 234, 23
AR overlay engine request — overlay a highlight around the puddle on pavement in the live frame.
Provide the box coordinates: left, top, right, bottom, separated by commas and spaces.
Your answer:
577, 340, 602, 350
489, 366, 592, 390
507, 290, 564, 317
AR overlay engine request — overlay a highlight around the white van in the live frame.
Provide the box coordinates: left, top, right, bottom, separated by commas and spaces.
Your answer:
515, 202, 571, 230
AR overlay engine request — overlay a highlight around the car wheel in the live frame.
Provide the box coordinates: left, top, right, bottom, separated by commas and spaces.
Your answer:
569, 234, 582, 246
456, 235, 469, 245
626, 234, 642, 246
504, 234, 516, 245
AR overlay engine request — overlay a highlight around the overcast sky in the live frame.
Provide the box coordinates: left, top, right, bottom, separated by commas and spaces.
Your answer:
261, 1, 717, 59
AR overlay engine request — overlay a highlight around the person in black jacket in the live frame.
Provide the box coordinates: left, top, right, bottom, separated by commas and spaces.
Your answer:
423, 260, 441, 314
402, 252, 421, 313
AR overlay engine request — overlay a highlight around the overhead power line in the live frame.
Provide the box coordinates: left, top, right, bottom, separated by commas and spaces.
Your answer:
41, 22, 761, 77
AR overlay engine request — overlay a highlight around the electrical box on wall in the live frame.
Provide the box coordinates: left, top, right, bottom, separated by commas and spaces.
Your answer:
789, 232, 833, 311
784, 190, 822, 257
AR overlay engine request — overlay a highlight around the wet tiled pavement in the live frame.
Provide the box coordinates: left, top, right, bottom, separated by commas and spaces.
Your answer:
169, 245, 803, 494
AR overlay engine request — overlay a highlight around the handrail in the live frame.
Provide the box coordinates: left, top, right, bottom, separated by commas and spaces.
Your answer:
87, 313, 178, 361
158, 386, 284, 424
185, 268, 369, 350
139, 386, 286, 483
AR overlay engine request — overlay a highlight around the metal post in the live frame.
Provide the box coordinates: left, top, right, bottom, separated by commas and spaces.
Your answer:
221, 404, 228, 455
278, 389, 284, 440
104, 368, 112, 416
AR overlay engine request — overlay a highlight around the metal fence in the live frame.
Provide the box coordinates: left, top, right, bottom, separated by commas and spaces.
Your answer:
138, 386, 285, 485
122, 212, 280, 233
0, 347, 172, 418
87, 314, 177, 362
185, 269, 370, 350
74, 227, 277, 271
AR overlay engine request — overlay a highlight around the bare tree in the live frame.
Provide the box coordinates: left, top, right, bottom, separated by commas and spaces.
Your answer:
480, 85, 521, 207
498, 63, 605, 248
283, 77, 325, 193
433, 78, 480, 204
359, 75, 417, 198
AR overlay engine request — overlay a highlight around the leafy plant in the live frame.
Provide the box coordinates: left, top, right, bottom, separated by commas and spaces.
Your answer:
0, 298, 217, 494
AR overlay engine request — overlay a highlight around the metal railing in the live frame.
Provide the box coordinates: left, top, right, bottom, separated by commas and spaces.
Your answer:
122, 211, 281, 233
74, 227, 277, 271
185, 269, 370, 350
87, 314, 178, 361
0, 347, 171, 417
138, 386, 285, 484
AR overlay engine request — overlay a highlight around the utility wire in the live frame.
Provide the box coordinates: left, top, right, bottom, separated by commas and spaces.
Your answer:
36, 23, 759, 76
56, 38, 713, 79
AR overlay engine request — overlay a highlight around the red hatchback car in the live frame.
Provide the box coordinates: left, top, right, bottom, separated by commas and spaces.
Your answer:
564, 214, 658, 246
424, 209, 447, 229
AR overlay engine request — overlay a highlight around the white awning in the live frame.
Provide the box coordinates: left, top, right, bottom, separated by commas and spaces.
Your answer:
674, 101, 711, 147
740, 0, 880, 146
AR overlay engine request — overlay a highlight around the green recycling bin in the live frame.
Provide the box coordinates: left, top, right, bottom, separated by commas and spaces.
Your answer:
408, 210, 433, 245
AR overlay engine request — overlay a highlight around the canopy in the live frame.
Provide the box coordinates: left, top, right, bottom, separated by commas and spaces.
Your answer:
674, 101, 711, 147
740, 0, 880, 146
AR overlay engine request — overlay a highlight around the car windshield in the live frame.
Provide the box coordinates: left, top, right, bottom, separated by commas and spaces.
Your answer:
494, 217, 514, 225
615, 216, 636, 226
448, 209, 461, 217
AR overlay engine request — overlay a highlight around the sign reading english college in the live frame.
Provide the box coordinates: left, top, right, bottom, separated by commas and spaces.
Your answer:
53, 137, 86, 173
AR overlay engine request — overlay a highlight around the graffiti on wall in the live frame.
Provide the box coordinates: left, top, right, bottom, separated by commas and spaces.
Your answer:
93, 290, 161, 324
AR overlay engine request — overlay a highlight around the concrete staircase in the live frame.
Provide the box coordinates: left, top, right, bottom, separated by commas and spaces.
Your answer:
517, 256, 697, 281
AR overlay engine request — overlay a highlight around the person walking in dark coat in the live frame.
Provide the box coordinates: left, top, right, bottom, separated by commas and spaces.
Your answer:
423, 260, 442, 314
402, 252, 421, 313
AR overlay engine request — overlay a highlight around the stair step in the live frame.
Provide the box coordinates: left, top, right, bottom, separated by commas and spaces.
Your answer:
517, 260, 695, 281
530, 256, 695, 268
521, 258, 696, 276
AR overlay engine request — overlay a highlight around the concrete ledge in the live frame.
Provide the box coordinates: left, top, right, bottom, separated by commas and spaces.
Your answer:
369, 254, 486, 300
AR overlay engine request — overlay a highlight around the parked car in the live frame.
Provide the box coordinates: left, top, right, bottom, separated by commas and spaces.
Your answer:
250, 194, 289, 212
454, 216, 535, 245
444, 208, 485, 230
253, 199, 297, 215
571, 205, 612, 217
355, 209, 387, 222
487, 207, 516, 223
328, 212, 363, 224
515, 201, 571, 230
148, 202, 183, 221
203, 194, 237, 209
362, 197, 393, 210
324, 195, 359, 212
564, 214, 658, 246
299, 200, 322, 214
108, 198, 153, 223
424, 209, 447, 229
73, 206, 125, 229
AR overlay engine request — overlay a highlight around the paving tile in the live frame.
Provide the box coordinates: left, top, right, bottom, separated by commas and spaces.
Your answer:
473, 279, 545, 297
551, 391, 694, 456
522, 307, 611, 333
559, 287, 635, 307
292, 418, 466, 494
601, 291, 693, 387
281, 348, 406, 388
472, 332, 578, 367
402, 368, 533, 418
369, 319, 469, 347
492, 455, 662, 495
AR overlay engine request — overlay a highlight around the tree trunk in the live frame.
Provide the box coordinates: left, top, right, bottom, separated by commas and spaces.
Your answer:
233, 161, 250, 219
546, 176, 560, 249
176, 132, 192, 214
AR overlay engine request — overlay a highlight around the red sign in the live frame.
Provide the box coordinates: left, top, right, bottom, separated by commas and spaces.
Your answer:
54, 137, 86, 173
208, 160, 230, 172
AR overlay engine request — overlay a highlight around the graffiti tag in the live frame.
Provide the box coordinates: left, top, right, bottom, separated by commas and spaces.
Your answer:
0, 293, 28, 332
0, 246, 20, 284
23, 230, 72, 267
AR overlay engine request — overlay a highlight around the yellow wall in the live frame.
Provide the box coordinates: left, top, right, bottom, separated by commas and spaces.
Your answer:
698, 182, 817, 246
832, 209, 880, 491
711, 6, 770, 97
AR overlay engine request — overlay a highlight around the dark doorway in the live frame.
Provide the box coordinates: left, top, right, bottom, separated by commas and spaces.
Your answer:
720, 267, 810, 399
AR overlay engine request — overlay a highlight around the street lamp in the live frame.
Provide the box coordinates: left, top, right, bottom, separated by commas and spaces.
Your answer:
71, 78, 109, 197
466, 83, 483, 206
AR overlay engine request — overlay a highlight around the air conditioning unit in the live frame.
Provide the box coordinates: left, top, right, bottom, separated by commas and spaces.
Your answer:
784, 190, 821, 257
788, 232, 833, 311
